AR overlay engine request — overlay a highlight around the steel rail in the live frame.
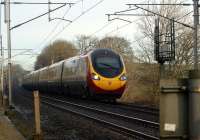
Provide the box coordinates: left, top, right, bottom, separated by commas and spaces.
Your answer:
40, 95, 159, 139
20, 92, 159, 139
117, 103, 159, 116
41, 95, 159, 128
41, 99, 159, 140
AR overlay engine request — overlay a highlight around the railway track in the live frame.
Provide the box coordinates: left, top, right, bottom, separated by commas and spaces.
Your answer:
88, 100, 159, 122
41, 94, 159, 122
40, 95, 159, 140
117, 102, 159, 116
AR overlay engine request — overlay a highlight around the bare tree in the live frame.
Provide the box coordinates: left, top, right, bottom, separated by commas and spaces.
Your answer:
75, 35, 99, 54
97, 36, 135, 63
3, 64, 27, 88
120, 0, 194, 105
76, 35, 136, 63
34, 40, 78, 70
136, 0, 193, 66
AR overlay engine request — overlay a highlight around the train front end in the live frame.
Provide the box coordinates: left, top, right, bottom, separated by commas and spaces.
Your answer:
88, 48, 127, 100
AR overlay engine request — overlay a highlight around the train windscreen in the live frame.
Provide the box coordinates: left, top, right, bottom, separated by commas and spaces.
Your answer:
92, 49, 123, 78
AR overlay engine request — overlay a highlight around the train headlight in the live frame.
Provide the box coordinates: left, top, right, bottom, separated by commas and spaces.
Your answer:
91, 73, 100, 80
119, 74, 127, 81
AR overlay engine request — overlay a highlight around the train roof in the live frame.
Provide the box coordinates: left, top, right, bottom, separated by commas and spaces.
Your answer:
48, 60, 65, 68
27, 48, 118, 75
89, 48, 120, 56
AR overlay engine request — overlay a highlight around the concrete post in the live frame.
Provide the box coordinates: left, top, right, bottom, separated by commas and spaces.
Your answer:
2, 94, 9, 114
160, 79, 188, 140
5, 0, 12, 108
188, 70, 200, 140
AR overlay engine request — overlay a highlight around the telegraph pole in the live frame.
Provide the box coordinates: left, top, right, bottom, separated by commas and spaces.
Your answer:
5, 0, 12, 107
0, 36, 3, 106
48, 0, 51, 21
193, 0, 199, 70
0, 0, 3, 106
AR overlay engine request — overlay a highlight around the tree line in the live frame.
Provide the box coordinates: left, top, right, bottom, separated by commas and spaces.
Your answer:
33, 0, 194, 105
34, 36, 134, 70
8, 0, 195, 105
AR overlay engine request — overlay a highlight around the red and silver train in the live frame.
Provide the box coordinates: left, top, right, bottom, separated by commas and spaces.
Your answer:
22, 48, 127, 101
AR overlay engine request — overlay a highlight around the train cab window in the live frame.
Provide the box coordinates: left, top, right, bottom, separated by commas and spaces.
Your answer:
91, 49, 123, 78
96, 57, 121, 69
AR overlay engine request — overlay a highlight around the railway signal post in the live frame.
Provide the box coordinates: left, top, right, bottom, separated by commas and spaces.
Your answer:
154, 18, 189, 140
0, 2, 3, 107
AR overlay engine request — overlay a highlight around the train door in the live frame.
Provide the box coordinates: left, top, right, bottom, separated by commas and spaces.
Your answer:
70, 59, 80, 96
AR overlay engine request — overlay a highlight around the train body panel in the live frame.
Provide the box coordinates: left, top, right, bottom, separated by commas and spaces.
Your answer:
23, 73, 33, 90
32, 71, 39, 90
88, 61, 126, 91
47, 61, 64, 94
22, 48, 127, 100
38, 67, 49, 92
62, 56, 87, 96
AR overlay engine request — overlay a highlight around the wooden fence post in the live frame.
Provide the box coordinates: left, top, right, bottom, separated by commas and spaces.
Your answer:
3, 95, 8, 112
33, 90, 41, 140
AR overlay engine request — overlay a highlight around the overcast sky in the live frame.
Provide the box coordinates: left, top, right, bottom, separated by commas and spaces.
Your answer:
1, 0, 193, 70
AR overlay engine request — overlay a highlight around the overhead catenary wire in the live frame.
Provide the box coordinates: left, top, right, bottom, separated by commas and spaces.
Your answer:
3, 49, 35, 61
2, 1, 78, 62
94, 0, 148, 36
11, 3, 69, 30
10, 0, 106, 70
89, 20, 114, 36
16, 0, 147, 63
90, 15, 140, 37
36, 6, 73, 48
16, 0, 194, 70
13, 49, 78, 70
25, 0, 105, 61
13, 0, 143, 63
100, 1, 192, 39
20, 2, 155, 69
103, 16, 145, 37
12, 0, 83, 62
35, 0, 87, 53
12, 18, 144, 65
47, 0, 105, 42
126, 3, 194, 6
176, 10, 193, 21
133, 5, 194, 29
0, 2, 74, 5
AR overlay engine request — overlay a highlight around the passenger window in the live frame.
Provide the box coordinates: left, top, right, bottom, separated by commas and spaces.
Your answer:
73, 60, 76, 63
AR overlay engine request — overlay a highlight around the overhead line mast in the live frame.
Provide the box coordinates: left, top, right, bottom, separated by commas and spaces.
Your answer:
5, 0, 12, 107
0, 0, 3, 106
108, 2, 199, 69
4, 0, 73, 108
1, 2, 74, 5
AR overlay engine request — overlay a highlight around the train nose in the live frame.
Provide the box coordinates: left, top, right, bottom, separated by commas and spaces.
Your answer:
98, 79, 125, 91
108, 81, 112, 86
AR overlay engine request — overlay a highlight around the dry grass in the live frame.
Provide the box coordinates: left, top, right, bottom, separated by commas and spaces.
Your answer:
120, 63, 159, 107
6, 110, 33, 140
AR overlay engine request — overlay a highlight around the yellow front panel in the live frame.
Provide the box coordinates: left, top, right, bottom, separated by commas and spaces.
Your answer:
89, 62, 126, 91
